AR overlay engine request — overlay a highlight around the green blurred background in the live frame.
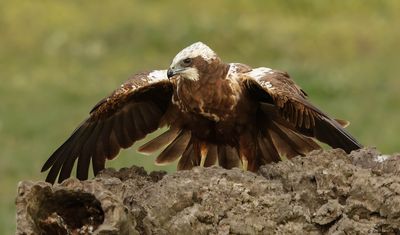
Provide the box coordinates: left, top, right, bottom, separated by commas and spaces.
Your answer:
1, 0, 399, 233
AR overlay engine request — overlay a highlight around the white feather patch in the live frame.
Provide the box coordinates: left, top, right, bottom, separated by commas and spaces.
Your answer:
172, 42, 217, 66
246, 67, 273, 80
147, 70, 168, 83
179, 67, 199, 81
228, 63, 239, 75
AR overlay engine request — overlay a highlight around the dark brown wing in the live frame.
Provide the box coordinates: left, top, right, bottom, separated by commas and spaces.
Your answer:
243, 67, 362, 153
42, 70, 173, 183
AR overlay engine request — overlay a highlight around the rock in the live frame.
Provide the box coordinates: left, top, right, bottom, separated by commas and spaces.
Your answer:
16, 148, 400, 234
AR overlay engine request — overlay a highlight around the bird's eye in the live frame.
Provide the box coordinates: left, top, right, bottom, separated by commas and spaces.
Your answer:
182, 58, 192, 66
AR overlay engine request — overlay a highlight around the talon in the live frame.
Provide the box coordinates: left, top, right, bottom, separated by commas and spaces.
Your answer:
200, 143, 208, 167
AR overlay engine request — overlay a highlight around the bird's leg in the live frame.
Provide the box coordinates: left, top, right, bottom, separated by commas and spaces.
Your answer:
200, 142, 208, 167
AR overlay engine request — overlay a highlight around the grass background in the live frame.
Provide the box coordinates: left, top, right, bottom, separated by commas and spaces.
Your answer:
1, 0, 399, 233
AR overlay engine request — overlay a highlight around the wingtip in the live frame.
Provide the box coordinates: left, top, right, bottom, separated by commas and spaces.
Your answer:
41, 160, 53, 172
137, 148, 153, 155
45, 174, 56, 184
334, 118, 350, 128
137, 142, 159, 154
154, 159, 170, 166
40, 164, 47, 172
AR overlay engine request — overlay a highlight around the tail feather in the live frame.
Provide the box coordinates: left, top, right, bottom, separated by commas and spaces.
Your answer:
177, 140, 196, 170
155, 130, 191, 165
268, 122, 321, 159
256, 132, 281, 165
205, 144, 218, 167
148, 119, 358, 172
144, 122, 326, 173
138, 128, 180, 154
217, 145, 241, 169
177, 140, 219, 170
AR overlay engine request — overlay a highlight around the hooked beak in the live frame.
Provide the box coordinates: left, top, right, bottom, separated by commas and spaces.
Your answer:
167, 67, 185, 78
167, 69, 174, 78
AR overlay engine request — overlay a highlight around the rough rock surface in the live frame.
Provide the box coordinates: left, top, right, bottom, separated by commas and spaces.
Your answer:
16, 148, 400, 234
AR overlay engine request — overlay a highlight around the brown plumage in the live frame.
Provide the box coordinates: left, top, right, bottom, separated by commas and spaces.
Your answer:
42, 42, 362, 183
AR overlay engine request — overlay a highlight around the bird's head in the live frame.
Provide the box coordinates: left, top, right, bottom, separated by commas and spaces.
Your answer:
167, 42, 222, 81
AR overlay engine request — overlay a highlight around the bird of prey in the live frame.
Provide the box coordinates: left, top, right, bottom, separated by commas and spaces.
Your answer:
42, 42, 362, 183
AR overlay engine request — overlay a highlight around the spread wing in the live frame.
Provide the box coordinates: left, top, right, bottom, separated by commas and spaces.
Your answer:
243, 67, 362, 153
42, 70, 173, 183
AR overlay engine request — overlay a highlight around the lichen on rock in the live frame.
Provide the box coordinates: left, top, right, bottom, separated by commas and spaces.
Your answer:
16, 148, 400, 234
